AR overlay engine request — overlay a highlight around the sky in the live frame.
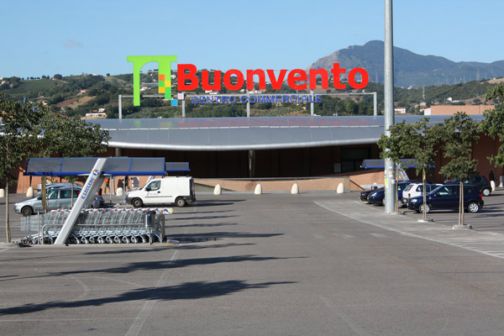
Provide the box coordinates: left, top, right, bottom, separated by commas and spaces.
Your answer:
1, 0, 504, 77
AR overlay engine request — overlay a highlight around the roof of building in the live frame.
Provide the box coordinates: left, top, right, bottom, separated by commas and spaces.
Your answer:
430, 105, 494, 115
90, 115, 485, 151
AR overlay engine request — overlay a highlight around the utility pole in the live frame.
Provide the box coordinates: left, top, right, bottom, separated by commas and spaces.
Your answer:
384, 0, 396, 214
118, 94, 122, 120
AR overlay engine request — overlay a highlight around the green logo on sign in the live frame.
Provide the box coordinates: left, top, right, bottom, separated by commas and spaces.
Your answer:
127, 55, 177, 106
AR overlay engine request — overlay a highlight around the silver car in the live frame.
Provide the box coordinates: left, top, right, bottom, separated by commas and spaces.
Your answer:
15, 187, 81, 216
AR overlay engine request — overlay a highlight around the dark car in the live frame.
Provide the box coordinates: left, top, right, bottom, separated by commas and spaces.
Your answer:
445, 175, 491, 196
360, 187, 380, 202
407, 184, 484, 213
367, 181, 411, 206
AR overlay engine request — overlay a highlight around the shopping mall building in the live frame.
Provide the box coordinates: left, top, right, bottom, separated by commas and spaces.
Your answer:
14, 114, 501, 193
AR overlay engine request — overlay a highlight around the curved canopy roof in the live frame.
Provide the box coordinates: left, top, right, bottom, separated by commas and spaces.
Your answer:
90, 115, 484, 151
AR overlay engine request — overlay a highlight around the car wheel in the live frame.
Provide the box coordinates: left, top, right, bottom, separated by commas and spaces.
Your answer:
420, 204, 430, 214
482, 188, 491, 197
131, 198, 143, 208
175, 197, 186, 207
467, 202, 480, 213
21, 206, 33, 217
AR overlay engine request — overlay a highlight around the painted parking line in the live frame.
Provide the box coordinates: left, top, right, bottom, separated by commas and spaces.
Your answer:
124, 249, 179, 336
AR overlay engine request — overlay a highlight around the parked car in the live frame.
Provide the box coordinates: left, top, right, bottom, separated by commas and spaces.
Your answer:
360, 187, 381, 202
401, 182, 441, 206
15, 186, 82, 216
367, 181, 411, 206
445, 175, 491, 196
36, 182, 82, 194
126, 176, 196, 208
407, 184, 483, 213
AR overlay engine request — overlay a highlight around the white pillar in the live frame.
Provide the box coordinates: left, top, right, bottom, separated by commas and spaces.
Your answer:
254, 184, 262, 195
214, 184, 222, 195
291, 183, 299, 194
116, 187, 124, 196
26, 186, 34, 198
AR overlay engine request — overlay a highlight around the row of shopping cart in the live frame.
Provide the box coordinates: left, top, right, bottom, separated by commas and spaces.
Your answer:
21, 208, 172, 245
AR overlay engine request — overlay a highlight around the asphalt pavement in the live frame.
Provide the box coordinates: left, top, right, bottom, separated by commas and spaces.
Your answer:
2, 193, 504, 335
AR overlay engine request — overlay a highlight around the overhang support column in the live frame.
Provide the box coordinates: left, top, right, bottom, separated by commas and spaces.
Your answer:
248, 150, 255, 178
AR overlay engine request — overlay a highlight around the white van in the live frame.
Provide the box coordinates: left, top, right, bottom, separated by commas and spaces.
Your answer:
126, 177, 195, 208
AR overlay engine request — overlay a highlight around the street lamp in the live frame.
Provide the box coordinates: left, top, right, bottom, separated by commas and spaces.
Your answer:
384, 0, 396, 214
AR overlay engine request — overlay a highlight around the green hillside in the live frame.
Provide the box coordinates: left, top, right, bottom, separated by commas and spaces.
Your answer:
0, 73, 499, 118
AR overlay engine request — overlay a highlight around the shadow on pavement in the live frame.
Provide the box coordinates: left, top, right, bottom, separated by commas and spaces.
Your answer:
174, 243, 256, 250
167, 231, 283, 243
49, 255, 305, 276
168, 222, 238, 229
174, 209, 234, 215
0, 280, 295, 316
173, 215, 237, 221
84, 248, 169, 255
193, 200, 245, 207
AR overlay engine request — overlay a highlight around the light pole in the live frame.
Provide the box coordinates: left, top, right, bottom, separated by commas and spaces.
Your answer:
384, 0, 396, 214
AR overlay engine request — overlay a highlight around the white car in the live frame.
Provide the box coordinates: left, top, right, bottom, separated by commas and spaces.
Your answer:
126, 176, 195, 208
402, 183, 440, 205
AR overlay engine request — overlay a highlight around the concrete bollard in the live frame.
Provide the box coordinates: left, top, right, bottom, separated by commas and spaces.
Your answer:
290, 183, 299, 194
491, 180, 496, 192
116, 187, 124, 197
0, 188, 4, 198
336, 183, 344, 194
26, 186, 34, 198
214, 184, 222, 195
499, 176, 504, 188
254, 184, 262, 195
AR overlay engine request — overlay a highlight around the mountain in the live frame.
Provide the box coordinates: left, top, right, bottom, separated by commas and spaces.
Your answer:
311, 40, 504, 87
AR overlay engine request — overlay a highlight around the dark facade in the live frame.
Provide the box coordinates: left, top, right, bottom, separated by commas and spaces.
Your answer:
112, 144, 381, 178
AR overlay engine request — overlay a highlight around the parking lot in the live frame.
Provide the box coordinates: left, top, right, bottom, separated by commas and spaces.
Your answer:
401, 189, 504, 231
3, 192, 504, 335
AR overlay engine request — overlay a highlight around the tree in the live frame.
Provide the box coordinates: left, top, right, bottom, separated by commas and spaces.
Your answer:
40, 114, 109, 157
439, 112, 479, 228
37, 113, 110, 210
412, 119, 442, 221
378, 119, 440, 217
480, 84, 504, 168
0, 95, 45, 242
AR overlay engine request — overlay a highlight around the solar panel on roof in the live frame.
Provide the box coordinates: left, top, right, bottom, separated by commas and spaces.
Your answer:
25, 157, 166, 176
166, 162, 190, 173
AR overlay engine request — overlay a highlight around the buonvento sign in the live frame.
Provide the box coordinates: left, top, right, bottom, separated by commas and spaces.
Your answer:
127, 55, 369, 107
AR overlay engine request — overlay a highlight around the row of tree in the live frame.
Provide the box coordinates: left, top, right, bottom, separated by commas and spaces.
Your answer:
0, 94, 110, 242
378, 85, 504, 226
